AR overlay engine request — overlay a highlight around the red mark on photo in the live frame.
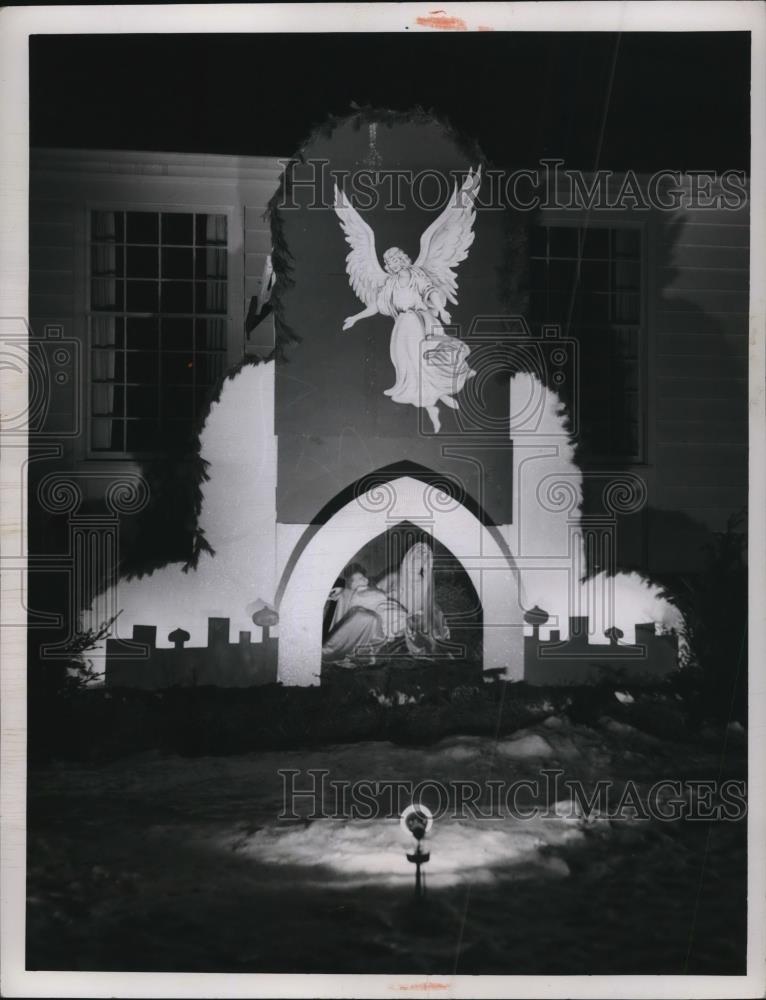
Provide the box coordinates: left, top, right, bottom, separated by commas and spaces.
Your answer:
415, 12, 467, 31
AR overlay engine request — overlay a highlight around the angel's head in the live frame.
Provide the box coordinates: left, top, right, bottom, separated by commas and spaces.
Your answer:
383, 247, 412, 274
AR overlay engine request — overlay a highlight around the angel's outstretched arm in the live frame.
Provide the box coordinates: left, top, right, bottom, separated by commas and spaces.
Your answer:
342, 303, 379, 331
425, 286, 451, 326
413, 270, 451, 326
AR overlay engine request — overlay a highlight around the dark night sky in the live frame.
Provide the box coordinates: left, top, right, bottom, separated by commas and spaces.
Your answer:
30, 31, 750, 170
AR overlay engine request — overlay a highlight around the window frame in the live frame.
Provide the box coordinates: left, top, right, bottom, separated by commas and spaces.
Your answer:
84, 201, 238, 461
529, 215, 649, 466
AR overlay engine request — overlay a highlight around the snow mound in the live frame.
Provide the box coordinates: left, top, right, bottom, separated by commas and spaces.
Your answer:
496, 733, 555, 759
234, 815, 580, 888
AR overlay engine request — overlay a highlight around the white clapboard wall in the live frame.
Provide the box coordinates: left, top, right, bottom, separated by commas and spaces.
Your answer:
653, 194, 749, 535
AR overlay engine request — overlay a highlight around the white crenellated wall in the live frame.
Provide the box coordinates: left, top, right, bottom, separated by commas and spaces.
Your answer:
87, 363, 682, 679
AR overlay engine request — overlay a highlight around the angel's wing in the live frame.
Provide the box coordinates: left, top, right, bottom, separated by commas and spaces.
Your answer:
414, 166, 482, 306
333, 184, 387, 308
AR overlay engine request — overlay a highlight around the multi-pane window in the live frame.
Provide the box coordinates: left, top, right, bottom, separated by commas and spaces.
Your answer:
89, 210, 228, 454
529, 225, 643, 461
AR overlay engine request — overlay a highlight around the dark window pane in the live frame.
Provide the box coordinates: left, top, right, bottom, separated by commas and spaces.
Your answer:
126, 317, 158, 350
91, 316, 123, 348
163, 419, 194, 448
126, 385, 159, 418
196, 214, 227, 245
613, 260, 641, 290
91, 244, 123, 277
528, 224, 643, 461
126, 245, 159, 279
126, 212, 159, 245
576, 292, 611, 324
195, 388, 212, 414
195, 247, 227, 279
529, 227, 548, 258
91, 211, 124, 242
126, 280, 159, 313
613, 292, 640, 323
163, 385, 195, 415
579, 260, 609, 290
162, 213, 193, 245
614, 327, 639, 358
92, 418, 124, 452
615, 228, 641, 258
161, 352, 194, 385
546, 260, 580, 291
527, 290, 548, 322
196, 281, 227, 313
580, 337, 612, 381
162, 318, 194, 350
617, 420, 635, 456
91, 349, 119, 382
548, 227, 579, 258
126, 419, 161, 452
92, 278, 123, 310
619, 363, 640, 391
126, 352, 158, 384
541, 291, 574, 323
162, 247, 194, 279
89, 206, 229, 455
195, 353, 226, 385
91, 384, 123, 417
580, 228, 610, 259
596, 424, 614, 458
161, 281, 193, 314
196, 319, 227, 350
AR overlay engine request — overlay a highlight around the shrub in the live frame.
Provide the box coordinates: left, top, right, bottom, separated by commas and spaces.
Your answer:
664, 510, 747, 724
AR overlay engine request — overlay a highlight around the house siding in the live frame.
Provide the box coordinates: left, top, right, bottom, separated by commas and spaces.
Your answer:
652, 190, 749, 561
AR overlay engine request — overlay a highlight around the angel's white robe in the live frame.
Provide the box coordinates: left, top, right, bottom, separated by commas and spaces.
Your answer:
375, 265, 474, 410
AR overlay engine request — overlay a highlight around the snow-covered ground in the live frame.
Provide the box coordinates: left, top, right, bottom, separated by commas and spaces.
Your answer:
27, 716, 745, 974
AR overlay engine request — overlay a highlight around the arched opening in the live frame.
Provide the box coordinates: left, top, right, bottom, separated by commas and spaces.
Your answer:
321, 520, 483, 675
277, 475, 524, 686
275, 459, 515, 609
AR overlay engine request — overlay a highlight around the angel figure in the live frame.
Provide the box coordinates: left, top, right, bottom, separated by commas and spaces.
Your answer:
334, 167, 481, 432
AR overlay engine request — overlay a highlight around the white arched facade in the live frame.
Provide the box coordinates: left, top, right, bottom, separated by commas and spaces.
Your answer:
277, 476, 525, 686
